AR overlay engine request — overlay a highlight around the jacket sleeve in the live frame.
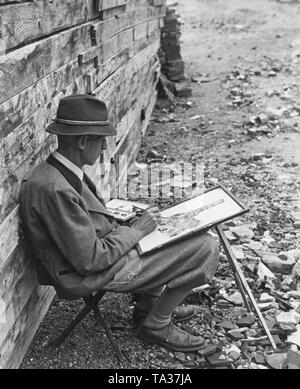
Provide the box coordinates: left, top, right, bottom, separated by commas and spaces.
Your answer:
44, 188, 143, 276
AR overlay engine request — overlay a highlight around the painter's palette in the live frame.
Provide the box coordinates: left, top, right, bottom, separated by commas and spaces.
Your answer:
106, 199, 150, 222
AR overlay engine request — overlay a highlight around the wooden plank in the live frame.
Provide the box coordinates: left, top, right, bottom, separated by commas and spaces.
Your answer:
147, 2, 166, 18
0, 12, 150, 105
0, 40, 131, 173
119, 121, 142, 168
99, 0, 128, 21
148, 0, 165, 6
102, 33, 123, 62
93, 45, 159, 130
0, 90, 72, 174
112, 80, 157, 193
132, 2, 148, 21
0, 57, 92, 141
114, 77, 157, 197
0, 45, 126, 142
113, 58, 158, 129
142, 86, 158, 138
95, 8, 136, 42
99, 0, 128, 9
0, 286, 55, 369
117, 80, 157, 161
0, 207, 20, 269
111, 87, 154, 159
0, 242, 31, 306
100, 7, 127, 21
147, 19, 160, 37
0, 38, 158, 172
0, 135, 57, 225
78, 46, 101, 68
116, 92, 150, 142
134, 21, 148, 41
0, 20, 93, 105
0, 0, 30, 4
117, 28, 134, 59
0, 39, 160, 189
94, 16, 161, 61
0, 0, 98, 52
0, 13, 162, 138
0, 244, 37, 347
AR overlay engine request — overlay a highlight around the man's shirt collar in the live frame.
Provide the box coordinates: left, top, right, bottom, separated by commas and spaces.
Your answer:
52, 151, 84, 181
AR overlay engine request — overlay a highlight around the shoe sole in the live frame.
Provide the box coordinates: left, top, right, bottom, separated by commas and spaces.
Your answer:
138, 332, 207, 353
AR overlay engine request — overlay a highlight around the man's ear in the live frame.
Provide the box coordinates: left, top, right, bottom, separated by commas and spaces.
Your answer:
77, 135, 87, 151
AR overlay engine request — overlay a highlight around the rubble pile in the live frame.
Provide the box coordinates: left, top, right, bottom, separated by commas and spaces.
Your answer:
123, 152, 300, 369
182, 217, 300, 369
224, 57, 300, 139
143, 217, 300, 369
132, 122, 300, 368
158, 5, 192, 98
159, 7, 186, 82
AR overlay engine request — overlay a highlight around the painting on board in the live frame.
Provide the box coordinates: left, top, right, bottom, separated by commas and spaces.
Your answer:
137, 185, 248, 255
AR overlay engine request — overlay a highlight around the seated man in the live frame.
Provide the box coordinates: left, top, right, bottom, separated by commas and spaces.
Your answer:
19, 94, 219, 353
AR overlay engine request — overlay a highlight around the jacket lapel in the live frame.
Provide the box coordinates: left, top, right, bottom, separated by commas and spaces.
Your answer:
47, 154, 83, 194
47, 154, 113, 218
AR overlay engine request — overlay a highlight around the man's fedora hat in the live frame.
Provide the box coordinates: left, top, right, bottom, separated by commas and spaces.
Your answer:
47, 94, 117, 136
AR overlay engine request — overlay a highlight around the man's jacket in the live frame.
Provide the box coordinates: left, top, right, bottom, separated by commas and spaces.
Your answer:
19, 155, 142, 299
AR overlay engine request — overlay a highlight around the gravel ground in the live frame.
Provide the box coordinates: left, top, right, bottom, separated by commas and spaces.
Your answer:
21, 0, 300, 369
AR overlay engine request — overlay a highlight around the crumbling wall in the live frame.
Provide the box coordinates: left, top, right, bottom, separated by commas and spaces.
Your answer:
159, 5, 185, 82
158, 3, 192, 99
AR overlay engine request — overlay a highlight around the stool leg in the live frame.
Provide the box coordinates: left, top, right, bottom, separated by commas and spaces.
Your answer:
94, 306, 126, 363
49, 303, 95, 347
83, 295, 100, 324
49, 294, 102, 347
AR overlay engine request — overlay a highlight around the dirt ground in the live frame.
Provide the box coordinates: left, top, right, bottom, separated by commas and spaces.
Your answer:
21, 0, 300, 369
178, 0, 300, 166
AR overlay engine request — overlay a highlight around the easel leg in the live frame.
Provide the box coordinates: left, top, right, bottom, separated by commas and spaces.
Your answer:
233, 273, 252, 313
215, 224, 277, 351
215, 226, 252, 311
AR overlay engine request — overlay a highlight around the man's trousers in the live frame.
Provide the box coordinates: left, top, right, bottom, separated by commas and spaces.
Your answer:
104, 231, 219, 294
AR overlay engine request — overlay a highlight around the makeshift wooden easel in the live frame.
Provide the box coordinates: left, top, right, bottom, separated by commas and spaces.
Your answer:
215, 224, 277, 351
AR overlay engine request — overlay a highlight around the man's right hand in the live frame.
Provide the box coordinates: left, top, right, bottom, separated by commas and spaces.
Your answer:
132, 207, 160, 239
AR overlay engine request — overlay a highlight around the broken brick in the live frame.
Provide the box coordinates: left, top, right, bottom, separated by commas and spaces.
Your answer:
237, 315, 256, 327
198, 343, 219, 357
215, 320, 238, 330
206, 352, 233, 367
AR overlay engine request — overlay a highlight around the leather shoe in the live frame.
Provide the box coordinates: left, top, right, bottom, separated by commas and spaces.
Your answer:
137, 322, 206, 352
132, 305, 195, 328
